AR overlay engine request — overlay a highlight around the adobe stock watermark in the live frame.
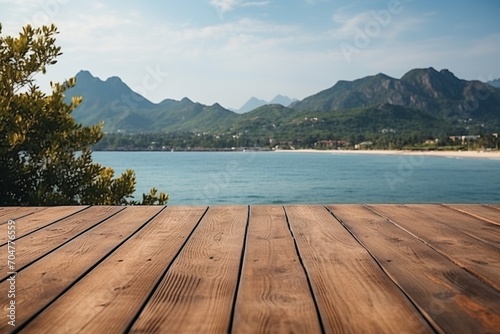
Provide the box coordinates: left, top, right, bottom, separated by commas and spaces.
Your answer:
110, 65, 169, 114
6, 219, 17, 328
210, 0, 233, 20
453, 74, 496, 120
339, 0, 413, 64
385, 154, 425, 191
22, 0, 70, 27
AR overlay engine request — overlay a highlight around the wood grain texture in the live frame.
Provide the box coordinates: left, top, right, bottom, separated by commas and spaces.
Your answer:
0, 206, 162, 333
444, 204, 500, 226
0, 207, 47, 223
367, 204, 500, 291
20, 206, 206, 334
232, 206, 322, 333
329, 204, 500, 334
286, 205, 432, 334
2, 205, 499, 333
130, 206, 248, 334
0, 206, 123, 281
0, 206, 87, 245
405, 205, 500, 248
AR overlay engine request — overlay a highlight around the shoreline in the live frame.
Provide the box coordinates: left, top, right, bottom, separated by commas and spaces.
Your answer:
273, 149, 500, 159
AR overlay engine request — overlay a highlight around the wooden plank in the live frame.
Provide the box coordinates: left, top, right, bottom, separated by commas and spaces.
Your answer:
0, 206, 123, 281
232, 206, 322, 333
286, 205, 432, 334
0, 207, 48, 223
328, 204, 500, 333
404, 205, 500, 248
129, 206, 248, 333
0, 206, 87, 245
20, 206, 206, 333
367, 205, 500, 291
0, 206, 162, 333
445, 204, 500, 226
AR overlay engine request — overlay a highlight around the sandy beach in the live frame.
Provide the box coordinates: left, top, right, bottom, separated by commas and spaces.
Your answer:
274, 149, 500, 159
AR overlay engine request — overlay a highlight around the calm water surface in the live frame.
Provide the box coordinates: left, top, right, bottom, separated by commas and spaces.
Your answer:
92, 151, 500, 205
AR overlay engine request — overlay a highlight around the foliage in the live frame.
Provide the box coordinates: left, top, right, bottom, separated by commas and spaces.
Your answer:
92, 102, 471, 151
0, 23, 168, 205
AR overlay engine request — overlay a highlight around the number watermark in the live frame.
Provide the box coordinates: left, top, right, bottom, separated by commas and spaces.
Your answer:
6, 219, 16, 327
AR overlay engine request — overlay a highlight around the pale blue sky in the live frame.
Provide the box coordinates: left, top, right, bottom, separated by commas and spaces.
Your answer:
1, 0, 499, 109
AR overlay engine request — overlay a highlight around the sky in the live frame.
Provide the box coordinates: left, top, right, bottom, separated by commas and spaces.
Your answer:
1, 0, 499, 110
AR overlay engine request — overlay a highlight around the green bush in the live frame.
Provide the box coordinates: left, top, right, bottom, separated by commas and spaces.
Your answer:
0, 23, 168, 205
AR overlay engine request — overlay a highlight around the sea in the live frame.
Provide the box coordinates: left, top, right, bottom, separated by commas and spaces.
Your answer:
92, 151, 500, 205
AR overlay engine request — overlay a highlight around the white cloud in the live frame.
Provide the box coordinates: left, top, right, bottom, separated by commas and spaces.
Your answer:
241, 1, 269, 8
2, 1, 498, 108
210, 0, 238, 14
209, 0, 269, 18
329, 8, 427, 44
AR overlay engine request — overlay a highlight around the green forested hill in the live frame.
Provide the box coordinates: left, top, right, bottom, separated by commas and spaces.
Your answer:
66, 68, 500, 149
291, 68, 500, 127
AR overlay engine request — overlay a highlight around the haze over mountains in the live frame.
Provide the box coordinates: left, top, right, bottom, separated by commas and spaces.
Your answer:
235, 95, 297, 113
65, 68, 500, 135
488, 79, 500, 89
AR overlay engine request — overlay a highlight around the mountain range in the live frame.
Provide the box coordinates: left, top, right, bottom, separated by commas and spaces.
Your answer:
235, 95, 297, 113
65, 68, 500, 136
488, 78, 500, 88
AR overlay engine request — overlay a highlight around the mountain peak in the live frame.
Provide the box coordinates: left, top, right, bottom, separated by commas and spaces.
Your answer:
401, 67, 463, 98
293, 67, 481, 112
181, 97, 193, 104
269, 95, 297, 107
401, 67, 438, 80
488, 78, 500, 88
237, 97, 267, 113
374, 72, 393, 79
236, 95, 297, 113
75, 70, 97, 81
105, 76, 124, 84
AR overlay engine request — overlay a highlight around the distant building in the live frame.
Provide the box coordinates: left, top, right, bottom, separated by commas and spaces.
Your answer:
355, 141, 373, 150
424, 138, 439, 145
449, 135, 480, 144
316, 140, 350, 149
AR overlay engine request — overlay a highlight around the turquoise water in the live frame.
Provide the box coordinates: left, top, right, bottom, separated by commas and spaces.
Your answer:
92, 151, 500, 205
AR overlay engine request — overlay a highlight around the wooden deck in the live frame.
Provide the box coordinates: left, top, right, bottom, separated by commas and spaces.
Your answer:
1, 204, 499, 333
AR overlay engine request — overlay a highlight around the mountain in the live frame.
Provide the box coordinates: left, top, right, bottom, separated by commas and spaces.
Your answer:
236, 95, 297, 113
65, 71, 236, 132
237, 97, 267, 113
488, 78, 500, 88
65, 68, 500, 138
269, 95, 297, 107
225, 102, 450, 142
291, 67, 500, 125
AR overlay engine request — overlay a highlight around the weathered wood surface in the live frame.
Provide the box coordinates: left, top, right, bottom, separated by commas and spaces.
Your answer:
21, 206, 206, 333
0, 204, 499, 333
287, 205, 432, 333
232, 206, 322, 333
445, 204, 500, 226
0, 207, 47, 223
329, 205, 500, 334
130, 206, 248, 333
0, 206, 86, 245
366, 204, 500, 291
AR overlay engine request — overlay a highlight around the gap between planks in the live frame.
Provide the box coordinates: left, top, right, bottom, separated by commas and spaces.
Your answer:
328, 204, 500, 334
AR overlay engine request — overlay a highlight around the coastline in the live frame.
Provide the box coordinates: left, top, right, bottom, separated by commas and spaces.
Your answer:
273, 149, 500, 159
